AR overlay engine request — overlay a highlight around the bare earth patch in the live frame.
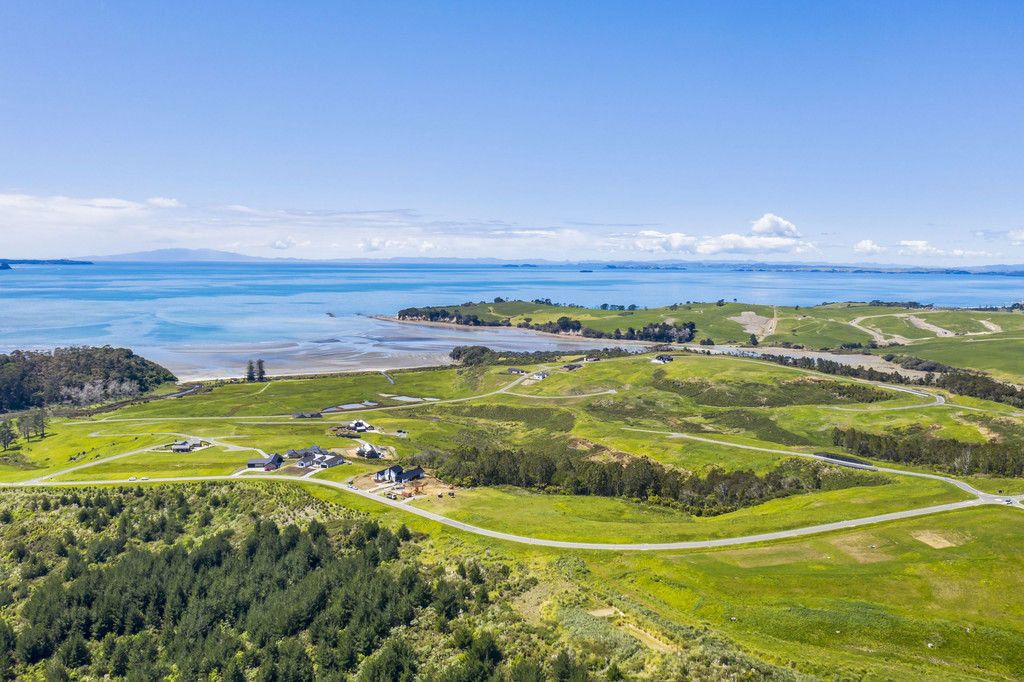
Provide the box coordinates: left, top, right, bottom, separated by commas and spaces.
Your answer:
910, 530, 964, 549
728, 311, 774, 336
906, 315, 955, 337
979, 319, 1003, 333
829, 533, 893, 563
622, 623, 677, 652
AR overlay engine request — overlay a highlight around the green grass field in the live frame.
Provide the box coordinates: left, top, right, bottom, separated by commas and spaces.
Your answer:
410, 477, 968, 544
5, 345, 1024, 680
588, 506, 1024, 679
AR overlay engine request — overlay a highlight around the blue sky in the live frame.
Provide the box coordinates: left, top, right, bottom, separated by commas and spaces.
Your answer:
1, 1, 1022, 263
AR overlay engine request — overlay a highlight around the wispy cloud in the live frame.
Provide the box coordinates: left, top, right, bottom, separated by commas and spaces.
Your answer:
0, 192, 1008, 262
897, 240, 992, 258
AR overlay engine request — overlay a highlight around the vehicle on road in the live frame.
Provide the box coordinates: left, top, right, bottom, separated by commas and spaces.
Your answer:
128, 477, 137, 482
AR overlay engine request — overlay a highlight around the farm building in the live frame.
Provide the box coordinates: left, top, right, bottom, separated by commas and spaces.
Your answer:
348, 419, 375, 432
170, 438, 203, 453
292, 412, 322, 419
247, 453, 284, 470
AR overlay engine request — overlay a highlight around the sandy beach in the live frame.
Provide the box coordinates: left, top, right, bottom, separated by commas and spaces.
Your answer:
139, 316, 654, 382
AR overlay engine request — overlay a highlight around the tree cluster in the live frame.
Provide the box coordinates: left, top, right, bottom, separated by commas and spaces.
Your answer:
244, 359, 266, 382
755, 352, 1024, 409
833, 426, 1024, 477
398, 305, 696, 343
4, 517, 482, 680
0, 409, 48, 450
0, 347, 175, 413
449, 345, 635, 367
422, 441, 884, 516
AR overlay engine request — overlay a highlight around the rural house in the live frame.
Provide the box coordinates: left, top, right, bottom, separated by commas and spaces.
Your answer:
374, 465, 404, 483
357, 442, 382, 458
247, 453, 284, 470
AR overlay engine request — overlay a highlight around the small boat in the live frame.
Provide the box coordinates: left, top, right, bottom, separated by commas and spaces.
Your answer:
579, 269, 593, 273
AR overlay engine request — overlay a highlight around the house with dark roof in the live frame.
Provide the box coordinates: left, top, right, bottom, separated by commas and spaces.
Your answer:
374, 464, 404, 483
653, 354, 674, 364
296, 454, 318, 468
287, 445, 329, 459
348, 419, 374, 432
318, 455, 346, 469
247, 453, 284, 470
395, 466, 425, 484
562, 363, 582, 371
507, 367, 527, 374
292, 412, 322, 419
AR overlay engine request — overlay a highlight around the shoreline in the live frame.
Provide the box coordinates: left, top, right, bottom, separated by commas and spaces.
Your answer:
367, 314, 662, 347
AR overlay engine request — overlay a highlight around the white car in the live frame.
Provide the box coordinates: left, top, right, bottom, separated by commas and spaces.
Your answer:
128, 477, 137, 482
140, 476, 149, 481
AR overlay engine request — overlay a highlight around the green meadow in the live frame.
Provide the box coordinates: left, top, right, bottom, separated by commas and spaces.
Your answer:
5, 346, 1024, 679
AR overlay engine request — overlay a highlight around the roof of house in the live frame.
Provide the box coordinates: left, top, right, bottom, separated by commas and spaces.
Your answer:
321, 455, 345, 466
249, 453, 284, 466
376, 464, 404, 476
397, 466, 425, 481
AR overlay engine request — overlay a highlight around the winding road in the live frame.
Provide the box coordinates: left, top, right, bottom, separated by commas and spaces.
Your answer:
7, 355, 1022, 551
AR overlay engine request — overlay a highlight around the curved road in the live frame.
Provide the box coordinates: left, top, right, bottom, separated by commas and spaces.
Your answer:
12, 355, 1021, 550
5, 472, 1013, 551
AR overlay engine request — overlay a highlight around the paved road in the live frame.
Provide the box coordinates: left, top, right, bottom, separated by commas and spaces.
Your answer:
68, 368, 548, 425
5, 468, 1020, 551
622, 426, 1011, 500
17, 355, 1022, 550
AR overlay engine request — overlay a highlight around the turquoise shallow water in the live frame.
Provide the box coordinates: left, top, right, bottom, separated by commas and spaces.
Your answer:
2, 262, 1022, 378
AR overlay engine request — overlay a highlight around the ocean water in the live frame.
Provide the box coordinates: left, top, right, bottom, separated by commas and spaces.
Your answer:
2, 262, 1022, 379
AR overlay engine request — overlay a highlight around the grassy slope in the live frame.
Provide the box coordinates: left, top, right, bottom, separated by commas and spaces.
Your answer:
409, 478, 968, 544
4, 349, 1023, 679
589, 506, 1024, 680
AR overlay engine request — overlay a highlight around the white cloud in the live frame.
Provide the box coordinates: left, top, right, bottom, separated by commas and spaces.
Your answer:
627, 214, 813, 255
898, 240, 991, 258
853, 239, 886, 254
146, 196, 184, 208
1009, 229, 1024, 246
356, 237, 436, 253
270, 237, 299, 250
0, 193, 150, 225
750, 213, 802, 238
632, 230, 699, 253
